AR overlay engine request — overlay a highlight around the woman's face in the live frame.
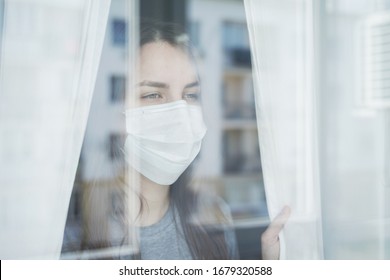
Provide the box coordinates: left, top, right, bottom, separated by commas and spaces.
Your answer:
125, 41, 206, 187
131, 41, 200, 108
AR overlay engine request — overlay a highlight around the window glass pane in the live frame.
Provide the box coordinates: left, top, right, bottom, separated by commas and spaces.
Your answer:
62, 0, 267, 260
318, 0, 390, 260
55, 0, 390, 261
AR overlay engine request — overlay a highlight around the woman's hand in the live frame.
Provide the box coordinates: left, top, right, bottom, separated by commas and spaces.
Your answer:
261, 206, 291, 260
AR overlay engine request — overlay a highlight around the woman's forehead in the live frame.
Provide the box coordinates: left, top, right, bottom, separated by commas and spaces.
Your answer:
138, 42, 198, 83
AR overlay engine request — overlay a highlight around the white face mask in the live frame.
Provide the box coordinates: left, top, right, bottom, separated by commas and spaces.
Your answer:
125, 100, 207, 185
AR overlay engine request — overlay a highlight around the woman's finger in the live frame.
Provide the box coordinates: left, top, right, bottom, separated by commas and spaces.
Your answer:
262, 206, 291, 244
261, 206, 291, 260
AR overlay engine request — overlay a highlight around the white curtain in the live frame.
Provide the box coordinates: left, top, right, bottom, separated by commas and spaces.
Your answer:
244, 0, 324, 259
0, 0, 110, 259
245, 0, 390, 259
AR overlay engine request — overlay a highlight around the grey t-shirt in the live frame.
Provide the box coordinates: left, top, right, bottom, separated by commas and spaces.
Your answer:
139, 203, 239, 260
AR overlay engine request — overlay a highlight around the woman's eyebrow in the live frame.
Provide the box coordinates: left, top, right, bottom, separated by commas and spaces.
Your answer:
137, 80, 169, 88
184, 81, 200, 89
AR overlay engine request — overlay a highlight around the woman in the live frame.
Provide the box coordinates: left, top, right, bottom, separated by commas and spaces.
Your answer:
124, 19, 290, 260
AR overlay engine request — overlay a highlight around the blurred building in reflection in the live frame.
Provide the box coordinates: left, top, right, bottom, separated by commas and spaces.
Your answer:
188, 0, 266, 259
188, 0, 265, 222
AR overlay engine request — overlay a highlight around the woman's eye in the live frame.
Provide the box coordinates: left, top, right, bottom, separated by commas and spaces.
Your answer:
141, 93, 162, 99
183, 92, 200, 102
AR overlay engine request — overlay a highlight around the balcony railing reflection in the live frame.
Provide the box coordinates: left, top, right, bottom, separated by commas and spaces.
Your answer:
223, 104, 256, 119
223, 155, 261, 174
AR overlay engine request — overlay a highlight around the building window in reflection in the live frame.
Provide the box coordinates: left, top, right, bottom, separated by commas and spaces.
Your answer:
111, 18, 127, 46
110, 75, 126, 103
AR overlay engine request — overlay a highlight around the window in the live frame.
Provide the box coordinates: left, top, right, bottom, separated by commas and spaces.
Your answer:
223, 130, 261, 174
222, 22, 251, 68
223, 74, 256, 119
222, 21, 250, 49
111, 18, 127, 46
110, 75, 126, 102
